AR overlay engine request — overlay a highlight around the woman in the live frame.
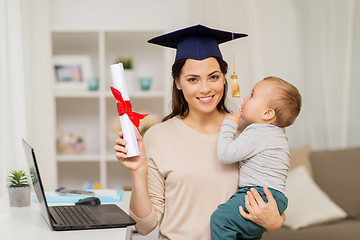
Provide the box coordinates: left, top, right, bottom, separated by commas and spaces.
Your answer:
114, 25, 285, 239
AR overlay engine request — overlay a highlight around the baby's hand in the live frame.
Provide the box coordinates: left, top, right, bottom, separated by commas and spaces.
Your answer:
225, 109, 242, 124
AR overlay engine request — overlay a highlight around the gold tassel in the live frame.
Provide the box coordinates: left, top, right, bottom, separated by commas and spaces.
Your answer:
231, 32, 241, 98
231, 72, 241, 97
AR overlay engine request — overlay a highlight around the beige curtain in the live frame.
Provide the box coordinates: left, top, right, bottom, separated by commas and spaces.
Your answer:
0, 0, 28, 195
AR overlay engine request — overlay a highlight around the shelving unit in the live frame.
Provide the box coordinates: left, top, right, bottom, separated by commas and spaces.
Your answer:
52, 29, 167, 190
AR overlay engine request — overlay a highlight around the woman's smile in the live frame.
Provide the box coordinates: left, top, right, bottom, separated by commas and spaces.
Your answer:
197, 95, 215, 103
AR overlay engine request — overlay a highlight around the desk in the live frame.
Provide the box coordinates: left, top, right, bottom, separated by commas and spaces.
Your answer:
0, 191, 132, 240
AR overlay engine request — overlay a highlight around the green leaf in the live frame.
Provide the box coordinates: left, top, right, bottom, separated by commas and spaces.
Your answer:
7, 169, 30, 188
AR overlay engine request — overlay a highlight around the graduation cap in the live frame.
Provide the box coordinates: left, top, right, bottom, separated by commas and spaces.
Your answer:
148, 24, 248, 97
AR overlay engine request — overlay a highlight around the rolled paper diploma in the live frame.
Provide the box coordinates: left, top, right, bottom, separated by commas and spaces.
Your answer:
110, 63, 147, 157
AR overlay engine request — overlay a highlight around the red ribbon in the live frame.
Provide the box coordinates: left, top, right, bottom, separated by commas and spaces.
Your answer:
110, 87, 148, 130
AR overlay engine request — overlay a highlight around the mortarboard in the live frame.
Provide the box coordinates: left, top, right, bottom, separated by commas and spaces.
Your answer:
148, 24, 248, 98
148, 24, 247, 61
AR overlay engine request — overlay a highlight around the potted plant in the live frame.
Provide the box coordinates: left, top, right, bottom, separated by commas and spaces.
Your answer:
115, 57, 133, 70
114, 57, 136, 91
7, 169, 31, 207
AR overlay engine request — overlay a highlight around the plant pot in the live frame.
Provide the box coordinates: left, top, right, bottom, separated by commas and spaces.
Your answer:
8, 186, 31, 207
139, 77, 152, 91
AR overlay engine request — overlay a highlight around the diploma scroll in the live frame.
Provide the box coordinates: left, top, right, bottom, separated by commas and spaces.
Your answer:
110, 63, 147, 158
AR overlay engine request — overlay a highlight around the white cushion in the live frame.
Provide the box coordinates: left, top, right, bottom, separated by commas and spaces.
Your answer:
284, 166, 347, 230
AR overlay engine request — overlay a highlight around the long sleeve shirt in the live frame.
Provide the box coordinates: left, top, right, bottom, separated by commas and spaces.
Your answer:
217, 120, 290, 193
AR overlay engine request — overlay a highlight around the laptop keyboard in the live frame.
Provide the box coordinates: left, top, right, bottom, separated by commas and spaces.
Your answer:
53, 205, 97, 225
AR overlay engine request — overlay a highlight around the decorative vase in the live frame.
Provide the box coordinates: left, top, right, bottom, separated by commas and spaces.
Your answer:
87, 77, 99, 91
8, 186, 31, 207
139, 77, 152, 91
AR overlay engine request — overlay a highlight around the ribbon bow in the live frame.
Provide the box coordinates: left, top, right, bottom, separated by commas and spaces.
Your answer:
110, 87, 148, 130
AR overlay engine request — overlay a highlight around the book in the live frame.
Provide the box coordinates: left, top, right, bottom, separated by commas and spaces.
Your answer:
33, 189, 124, 203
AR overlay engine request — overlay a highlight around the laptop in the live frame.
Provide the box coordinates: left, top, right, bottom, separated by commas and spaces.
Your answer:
22, 138, 136, 231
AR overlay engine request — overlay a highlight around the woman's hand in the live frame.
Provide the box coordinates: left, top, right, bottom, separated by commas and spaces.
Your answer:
239, 186, 285, 232
114, 130, 147, 174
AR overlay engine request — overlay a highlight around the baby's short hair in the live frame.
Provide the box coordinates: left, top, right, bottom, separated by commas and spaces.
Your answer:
263, 76, 302, 128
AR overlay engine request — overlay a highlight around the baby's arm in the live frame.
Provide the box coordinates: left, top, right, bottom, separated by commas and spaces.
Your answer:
217, 114, 258, 164
225, 109, 248, 134
224, 108, 242, 124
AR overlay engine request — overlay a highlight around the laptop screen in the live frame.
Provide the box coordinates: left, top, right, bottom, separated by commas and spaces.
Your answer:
22, 139, 54, 230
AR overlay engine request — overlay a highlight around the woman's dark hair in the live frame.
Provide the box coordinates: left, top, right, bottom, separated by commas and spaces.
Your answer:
162, 57, 230, 122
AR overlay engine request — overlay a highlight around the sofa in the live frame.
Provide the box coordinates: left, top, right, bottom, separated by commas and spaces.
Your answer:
262, 146, 360, 240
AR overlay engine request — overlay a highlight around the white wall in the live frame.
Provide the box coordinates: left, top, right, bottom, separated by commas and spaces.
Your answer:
50, 0, 192, 30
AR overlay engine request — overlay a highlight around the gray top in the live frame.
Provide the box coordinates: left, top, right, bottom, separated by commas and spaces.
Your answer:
217, 119, 290, 193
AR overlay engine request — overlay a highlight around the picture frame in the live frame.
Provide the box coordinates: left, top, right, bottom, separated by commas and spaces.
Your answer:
53, 55, 93, 90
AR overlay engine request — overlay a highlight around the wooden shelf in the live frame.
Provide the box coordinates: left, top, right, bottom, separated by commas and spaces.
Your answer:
57, 153, 101, 162
55, 90, 101, 98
